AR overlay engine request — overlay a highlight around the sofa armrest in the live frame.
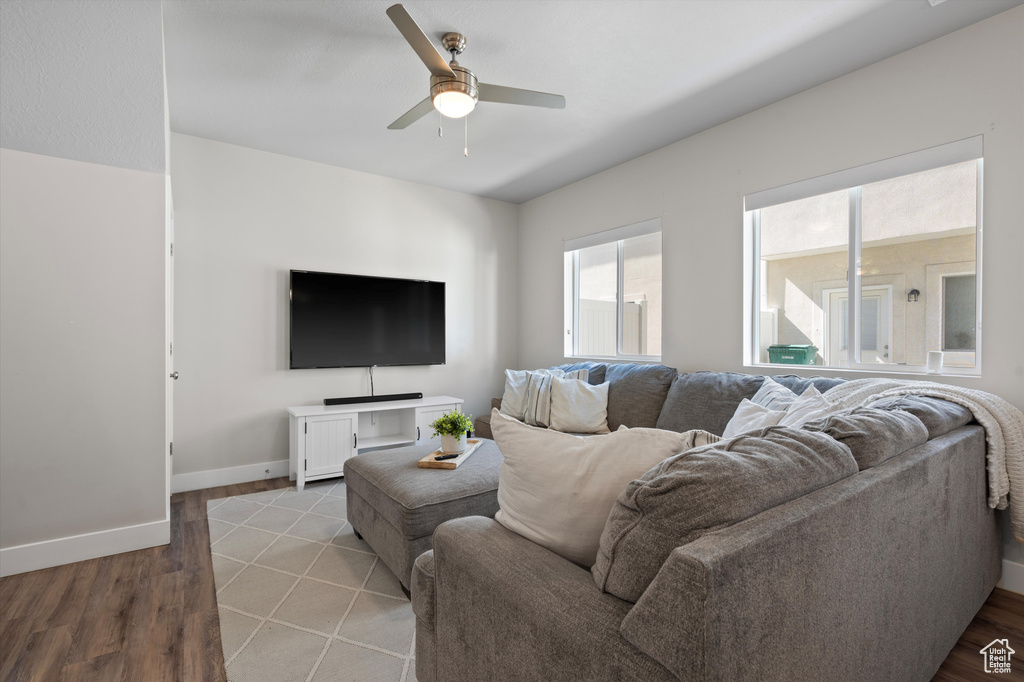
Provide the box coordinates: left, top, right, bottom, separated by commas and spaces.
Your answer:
470, 399, 501, 440
620, 547, 708, 680
411, 550, 435, 627
472, 415, 493, 440
621, 426, 999, 682
430, 516, 675, 681
412, 551, 438, 682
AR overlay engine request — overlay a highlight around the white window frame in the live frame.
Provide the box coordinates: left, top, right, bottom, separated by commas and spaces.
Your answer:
927, 262, 977, 367
564, 218, 662, 361
743, 137, 983, 377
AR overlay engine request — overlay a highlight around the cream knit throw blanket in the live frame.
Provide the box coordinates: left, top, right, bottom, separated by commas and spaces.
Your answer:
824, 379, 1024, 542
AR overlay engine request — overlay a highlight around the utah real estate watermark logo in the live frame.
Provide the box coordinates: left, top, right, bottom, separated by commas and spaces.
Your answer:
980, 639, 1015, 674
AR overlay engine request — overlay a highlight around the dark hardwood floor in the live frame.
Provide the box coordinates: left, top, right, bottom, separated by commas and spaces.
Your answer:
0, 476, 1021, 681
0, 477, 292, 682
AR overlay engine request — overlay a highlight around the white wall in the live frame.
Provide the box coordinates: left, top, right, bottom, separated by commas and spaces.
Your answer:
169, 134, 518, 479
0, 0, 168, 576
0, 149, 167, 565
517, 10, 1024, 560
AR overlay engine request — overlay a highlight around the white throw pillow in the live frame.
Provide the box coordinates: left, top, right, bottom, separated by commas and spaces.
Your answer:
499, 368, 587, 428
549, 378, 610, 434
722, 399, 787, 438
490, 409, 700, 567
725, 385, 842, 438
777, 385, 842, 427
750, 376, 800, 410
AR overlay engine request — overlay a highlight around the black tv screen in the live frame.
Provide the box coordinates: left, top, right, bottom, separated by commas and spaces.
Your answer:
290, 270, 445, 369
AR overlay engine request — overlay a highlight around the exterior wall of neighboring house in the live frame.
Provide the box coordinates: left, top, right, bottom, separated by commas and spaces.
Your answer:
765, 233, 976, 367
577, 233, 662, 356
759, 161, 977, 368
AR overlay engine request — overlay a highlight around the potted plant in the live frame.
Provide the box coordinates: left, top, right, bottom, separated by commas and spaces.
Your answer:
430, 410, 474, 455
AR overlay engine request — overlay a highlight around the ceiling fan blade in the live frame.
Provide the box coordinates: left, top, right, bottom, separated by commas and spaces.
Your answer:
478, 83, 566, 109
388, 97, 434, 130
386, 4, 455, 78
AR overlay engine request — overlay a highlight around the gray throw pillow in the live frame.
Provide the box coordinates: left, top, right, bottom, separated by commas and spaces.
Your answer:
655, 371, 764, 435
592, 427, 858, 603
867, 395, 973, 440
552, 361, 607, 386
603, 363, 677, 430
802, 406, 929, 470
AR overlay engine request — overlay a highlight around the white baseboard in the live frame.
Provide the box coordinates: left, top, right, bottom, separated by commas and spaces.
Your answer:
0, 518, 169, 578
172, 459, 290, 493
998, 559, 1024, 595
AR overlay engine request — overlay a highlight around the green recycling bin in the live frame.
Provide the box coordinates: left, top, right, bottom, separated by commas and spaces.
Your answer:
768, 344, 818, 365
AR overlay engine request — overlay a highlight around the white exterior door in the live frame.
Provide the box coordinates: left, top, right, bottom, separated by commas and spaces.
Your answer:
825, 286, 892, 366
304, 414, 357, 478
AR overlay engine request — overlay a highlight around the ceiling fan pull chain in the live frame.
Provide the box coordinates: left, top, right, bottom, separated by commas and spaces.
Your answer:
438, 111, 443, 138
464, 116, 469, 157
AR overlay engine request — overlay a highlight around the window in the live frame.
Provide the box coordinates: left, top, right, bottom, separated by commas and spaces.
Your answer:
564, 219, 662, 360
744, 138, 982, 375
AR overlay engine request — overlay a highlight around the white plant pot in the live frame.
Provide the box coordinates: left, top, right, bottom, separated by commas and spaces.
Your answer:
440, 433, 466, 455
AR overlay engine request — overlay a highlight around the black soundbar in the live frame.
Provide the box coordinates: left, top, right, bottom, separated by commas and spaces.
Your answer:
324, 392, 423, 406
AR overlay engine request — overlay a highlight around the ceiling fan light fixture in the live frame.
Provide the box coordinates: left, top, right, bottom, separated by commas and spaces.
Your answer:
433, 89, 476, 118
430, 63, 478, 119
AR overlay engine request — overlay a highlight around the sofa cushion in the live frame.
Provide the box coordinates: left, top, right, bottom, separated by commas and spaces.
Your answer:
592, 426, 858, 603
769, 374, 847, 395
802, 406, 929, 470
490, 409, 703, 567
553, 361, 608, 386
603, 363, 677, 430
867, 395, 974, 440
656, 371, 763, 435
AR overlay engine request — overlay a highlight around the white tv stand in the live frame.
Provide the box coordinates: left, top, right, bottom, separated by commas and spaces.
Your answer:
287, 395, 463, 491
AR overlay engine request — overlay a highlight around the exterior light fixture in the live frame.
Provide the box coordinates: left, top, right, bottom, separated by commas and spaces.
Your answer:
908, 288, 921, 303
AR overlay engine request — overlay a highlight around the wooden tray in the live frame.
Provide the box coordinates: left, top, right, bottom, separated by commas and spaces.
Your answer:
417, 439, 484, 469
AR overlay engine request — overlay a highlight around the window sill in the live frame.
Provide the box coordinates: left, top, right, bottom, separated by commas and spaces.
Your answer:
565, 355, 663, 364
745, 363, 980, 379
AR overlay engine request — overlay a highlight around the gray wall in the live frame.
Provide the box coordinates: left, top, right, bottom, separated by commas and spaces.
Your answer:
169, 134, 519, 476
0, 0, 167, 555
517, 9, 1024, 561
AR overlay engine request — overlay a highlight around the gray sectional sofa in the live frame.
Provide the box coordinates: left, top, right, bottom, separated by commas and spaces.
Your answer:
414, 363, 1002, 682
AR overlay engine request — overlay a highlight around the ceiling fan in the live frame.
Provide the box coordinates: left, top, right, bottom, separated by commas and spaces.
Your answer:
385, 3, 566, 130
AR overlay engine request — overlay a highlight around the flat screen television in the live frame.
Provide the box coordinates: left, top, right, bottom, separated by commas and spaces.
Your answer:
290, 270, 445, 369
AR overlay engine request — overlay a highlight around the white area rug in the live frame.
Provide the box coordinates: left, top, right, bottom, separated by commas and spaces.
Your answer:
207, 479, 417, 682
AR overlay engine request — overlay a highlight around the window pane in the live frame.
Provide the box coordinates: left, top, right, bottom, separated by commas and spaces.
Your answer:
622, 233, 662, 356
577, 242, 618, 356
861, 160, 977, 366
943, 275, 976, 351
839, 297, 879, 351
759, 190, 848, 366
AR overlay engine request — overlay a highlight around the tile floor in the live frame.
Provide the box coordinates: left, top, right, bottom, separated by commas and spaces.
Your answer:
207, 479, 417, 682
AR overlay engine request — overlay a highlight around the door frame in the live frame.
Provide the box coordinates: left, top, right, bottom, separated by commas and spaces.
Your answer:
821, 284, 894, 367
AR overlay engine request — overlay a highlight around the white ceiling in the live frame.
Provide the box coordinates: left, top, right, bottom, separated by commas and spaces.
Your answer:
162, 0, 1021, 204
0, 0, 165, 173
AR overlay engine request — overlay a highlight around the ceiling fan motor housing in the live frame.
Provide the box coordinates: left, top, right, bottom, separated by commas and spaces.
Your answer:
430, 65, 479, 107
